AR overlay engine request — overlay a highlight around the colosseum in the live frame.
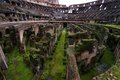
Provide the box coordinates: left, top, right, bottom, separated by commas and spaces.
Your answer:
0, 0, 120, 80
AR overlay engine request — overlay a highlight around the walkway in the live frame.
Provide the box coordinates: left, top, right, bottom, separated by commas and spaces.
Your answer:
6, 47, 34, 80
66, 45, 80, 80
41, 30, 67, 80
0, 20, 83, 26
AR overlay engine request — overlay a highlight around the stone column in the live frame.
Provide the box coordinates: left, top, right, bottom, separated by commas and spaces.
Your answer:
0, 46, 8, 70
19, 30, 24, 44
19, 30, 25, 53
34, 26, 39, 36
55, 27, 58, 44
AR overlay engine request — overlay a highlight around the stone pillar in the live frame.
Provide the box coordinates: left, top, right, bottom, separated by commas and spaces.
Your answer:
19, 30, 25, 53
58, 24, 61, 36
34, 27, 39, 36
0, 46, 8, 70
55, 27, 58, 44
19, 30, 24, 44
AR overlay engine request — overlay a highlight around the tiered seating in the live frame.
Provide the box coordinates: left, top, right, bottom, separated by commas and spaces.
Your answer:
67, 0, 120, 23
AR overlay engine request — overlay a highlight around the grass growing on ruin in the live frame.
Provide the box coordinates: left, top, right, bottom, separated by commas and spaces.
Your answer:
101, 48, 115, 66
80, 68, 97, 80
93, 60, 120, 80
80, 48, 114, 80
6, 47, 34, 80
110, 60, 120, 79
91, 23, 120, 29
105, 24, 120, 29
41, 30, 67, 80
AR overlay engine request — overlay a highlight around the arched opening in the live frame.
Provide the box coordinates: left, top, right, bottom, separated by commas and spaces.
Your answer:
9, 18, 13, 22
17, 3, 20, 7
5, 13, 10, 17
5, 28, 10, 34
63, 22, 67, 28
11, 1, 16, 6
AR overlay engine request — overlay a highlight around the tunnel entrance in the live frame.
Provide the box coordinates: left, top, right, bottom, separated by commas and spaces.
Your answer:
63, 22, 67, 28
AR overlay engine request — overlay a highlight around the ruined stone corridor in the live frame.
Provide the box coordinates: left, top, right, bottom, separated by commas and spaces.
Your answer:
0, 0, 120, 80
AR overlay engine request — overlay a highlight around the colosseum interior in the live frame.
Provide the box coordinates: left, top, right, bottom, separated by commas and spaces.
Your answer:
0, 0, 120, 80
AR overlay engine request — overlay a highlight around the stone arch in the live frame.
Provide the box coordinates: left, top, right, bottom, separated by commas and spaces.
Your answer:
11, 1, 16, 6
5, 28, 10, 34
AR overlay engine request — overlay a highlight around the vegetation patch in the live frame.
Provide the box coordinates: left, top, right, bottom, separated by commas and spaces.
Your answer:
101, 48, 115, 66
94, 59, 120, 80
90, 23, 120, 30
6, 47, 34, 80
41, 30, 67, 80
80, 48, 115, 80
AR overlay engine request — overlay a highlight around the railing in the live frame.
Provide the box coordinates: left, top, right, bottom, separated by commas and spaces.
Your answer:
0, 20, 84, 26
